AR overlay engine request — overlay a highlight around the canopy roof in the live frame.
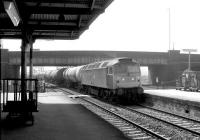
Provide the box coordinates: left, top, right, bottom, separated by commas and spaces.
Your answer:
0, 0, 113, 40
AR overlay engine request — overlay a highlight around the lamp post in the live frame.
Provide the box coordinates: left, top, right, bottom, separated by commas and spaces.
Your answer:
182, 49, 197, 71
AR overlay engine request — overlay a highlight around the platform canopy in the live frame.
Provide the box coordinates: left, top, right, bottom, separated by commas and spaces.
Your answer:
0, 0, 113, 40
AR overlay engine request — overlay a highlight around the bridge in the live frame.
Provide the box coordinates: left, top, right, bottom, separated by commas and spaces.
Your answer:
1, 49, 200, 85
8, 50, 169, 66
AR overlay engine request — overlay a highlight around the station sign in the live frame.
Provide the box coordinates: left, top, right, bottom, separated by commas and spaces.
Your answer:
182, 49, 197, 52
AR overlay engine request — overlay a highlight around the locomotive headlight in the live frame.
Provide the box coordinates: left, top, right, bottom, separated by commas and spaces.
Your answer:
122, 78, 125, 81
131, 77, 135, 81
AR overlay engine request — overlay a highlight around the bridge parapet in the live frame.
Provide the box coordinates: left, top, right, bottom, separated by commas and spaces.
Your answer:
167, 50, 200, 70
136, 58, 167, 65
6, 50, 200, 68
8, 51, 170, 66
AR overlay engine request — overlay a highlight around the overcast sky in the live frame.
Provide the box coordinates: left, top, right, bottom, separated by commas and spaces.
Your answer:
1, 0, 200, 53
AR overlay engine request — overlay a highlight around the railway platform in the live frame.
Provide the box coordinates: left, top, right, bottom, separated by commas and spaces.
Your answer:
143, 88, 200, 120
1, 91, 129, 140
144, 89, 200, 102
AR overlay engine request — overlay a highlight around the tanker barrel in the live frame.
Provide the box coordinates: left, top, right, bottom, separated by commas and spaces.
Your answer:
63, 66, 83, 82
55, 68, 68, 82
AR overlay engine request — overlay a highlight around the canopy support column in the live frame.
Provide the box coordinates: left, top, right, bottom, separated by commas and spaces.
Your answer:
29, 39, 34, 91
21, 29, 32, 102
21, 38, 27, 101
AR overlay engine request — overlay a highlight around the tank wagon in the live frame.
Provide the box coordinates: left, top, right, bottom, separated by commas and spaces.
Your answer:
176, 69, 200, 92
44, 68, 68, 84
45, 58, 143, 102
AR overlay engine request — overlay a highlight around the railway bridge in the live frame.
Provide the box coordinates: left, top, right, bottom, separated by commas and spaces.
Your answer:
1, 49, 200, 85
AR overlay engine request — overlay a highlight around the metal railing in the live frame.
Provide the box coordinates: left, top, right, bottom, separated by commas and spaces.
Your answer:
2, 79, 38, 113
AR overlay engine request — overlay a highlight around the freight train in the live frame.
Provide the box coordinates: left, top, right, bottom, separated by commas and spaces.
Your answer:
44, 57, 143, 103
176, 69, 200, 92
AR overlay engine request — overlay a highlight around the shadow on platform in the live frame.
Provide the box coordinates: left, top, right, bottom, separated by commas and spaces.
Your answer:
1, 103, 130, 140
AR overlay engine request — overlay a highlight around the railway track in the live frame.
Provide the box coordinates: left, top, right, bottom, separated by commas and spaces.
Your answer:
139, 104, 200, 122
49, 87, 166, 139
81, 99, 200, 139
124, 105, 200, 136
47, 84, 200, 139
78, 98, 169, 140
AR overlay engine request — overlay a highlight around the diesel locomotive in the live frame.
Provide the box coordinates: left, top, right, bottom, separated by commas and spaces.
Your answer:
44, 57, 143, 102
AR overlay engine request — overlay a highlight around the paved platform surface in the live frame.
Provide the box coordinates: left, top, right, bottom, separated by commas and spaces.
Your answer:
1, 92, 129, 140
144, 89, 200, 103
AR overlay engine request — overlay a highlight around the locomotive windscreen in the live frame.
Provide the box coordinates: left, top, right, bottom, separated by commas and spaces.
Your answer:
115, 64, 140, 74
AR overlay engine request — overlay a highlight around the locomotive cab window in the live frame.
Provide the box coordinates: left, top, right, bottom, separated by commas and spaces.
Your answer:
108, 67, 113, 75
115, 64, 140, 74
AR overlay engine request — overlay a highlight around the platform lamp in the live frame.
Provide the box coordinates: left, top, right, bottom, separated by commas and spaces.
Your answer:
182, 49, 197, 71
3, 1, 21, 26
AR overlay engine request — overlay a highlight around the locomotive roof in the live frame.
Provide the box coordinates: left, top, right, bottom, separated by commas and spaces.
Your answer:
103, 57, 137, 66
83, 57, 138, 70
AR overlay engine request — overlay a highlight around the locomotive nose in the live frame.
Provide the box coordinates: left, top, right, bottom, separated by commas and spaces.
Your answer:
115, 75, 141, 88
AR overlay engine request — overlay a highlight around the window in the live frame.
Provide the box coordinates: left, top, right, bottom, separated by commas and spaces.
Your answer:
127, 65, 140, 73
115, 64, 140, 74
